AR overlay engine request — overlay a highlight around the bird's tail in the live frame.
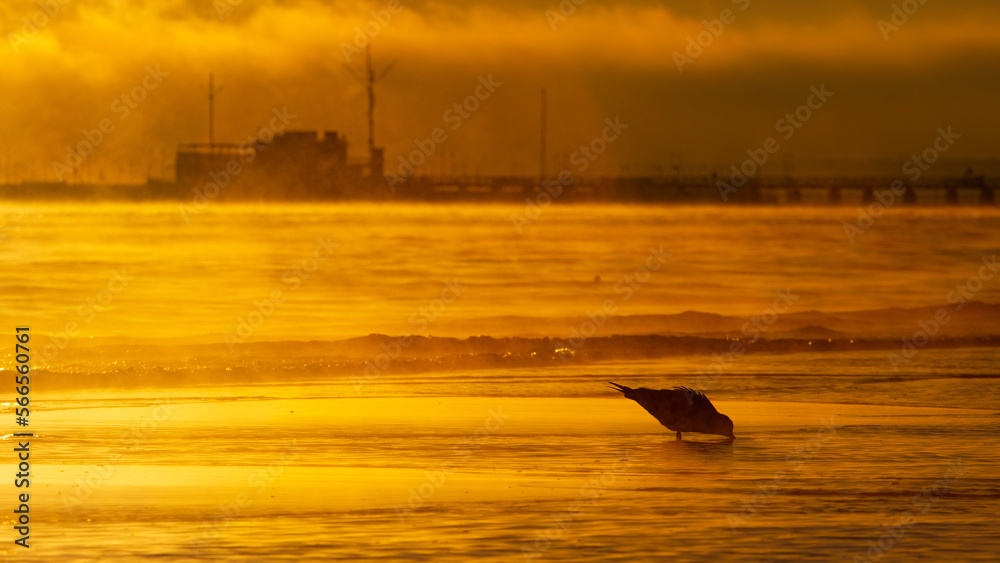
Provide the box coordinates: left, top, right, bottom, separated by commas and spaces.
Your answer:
607, 381, 631, 394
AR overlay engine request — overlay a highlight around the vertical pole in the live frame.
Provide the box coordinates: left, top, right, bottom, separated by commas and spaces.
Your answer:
540, 88, 547, 182
208, 73, 215, 147
367, 44, 375, 161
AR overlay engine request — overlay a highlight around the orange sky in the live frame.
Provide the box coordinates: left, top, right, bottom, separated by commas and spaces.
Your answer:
1, 0, 999, 181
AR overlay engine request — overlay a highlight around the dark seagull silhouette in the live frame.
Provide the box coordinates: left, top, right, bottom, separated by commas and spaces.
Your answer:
609, 382, 735, 440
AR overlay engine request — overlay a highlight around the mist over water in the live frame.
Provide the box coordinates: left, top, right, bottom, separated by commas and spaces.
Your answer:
4, 0, 1000, 559
2, 201, 999, 562
4, 202, 999, 343
4, 201, 999, 390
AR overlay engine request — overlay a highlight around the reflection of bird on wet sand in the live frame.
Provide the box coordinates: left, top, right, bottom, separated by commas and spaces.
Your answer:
609, 382, 735, 440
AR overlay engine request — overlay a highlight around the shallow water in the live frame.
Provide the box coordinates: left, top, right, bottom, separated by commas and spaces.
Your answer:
3, 203, 1000, 343
1, 202, 998, 561
8, 368, 1000, 562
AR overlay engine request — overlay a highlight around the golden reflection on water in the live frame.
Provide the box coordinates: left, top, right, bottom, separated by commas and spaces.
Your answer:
8, 392, 997, 561
2, 203, 998, 560
2, 203, 1000, 345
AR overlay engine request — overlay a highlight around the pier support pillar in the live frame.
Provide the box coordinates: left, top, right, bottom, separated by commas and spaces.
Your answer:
828, 186, 841, 204
946, 186, 959, 204
981, 185, 995, 205
861, 186, 875, 204
785, 181, 802, 204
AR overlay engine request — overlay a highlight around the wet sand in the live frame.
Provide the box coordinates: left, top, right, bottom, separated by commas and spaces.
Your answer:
7, 393, 998, 562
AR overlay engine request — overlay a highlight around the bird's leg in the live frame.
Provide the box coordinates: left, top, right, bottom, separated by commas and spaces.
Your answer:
675, 431, 682, 441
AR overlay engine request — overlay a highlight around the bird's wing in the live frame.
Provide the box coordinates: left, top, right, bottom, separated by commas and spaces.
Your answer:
674, 386, 720, 413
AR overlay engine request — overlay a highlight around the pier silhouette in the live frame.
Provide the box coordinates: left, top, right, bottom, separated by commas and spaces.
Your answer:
1, 171, 995, 204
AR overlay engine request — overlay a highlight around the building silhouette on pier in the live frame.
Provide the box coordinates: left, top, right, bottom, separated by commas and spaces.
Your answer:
174, 129, 384, 199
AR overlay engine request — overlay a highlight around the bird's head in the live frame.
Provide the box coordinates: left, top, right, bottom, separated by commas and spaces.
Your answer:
712, 414, 735, 439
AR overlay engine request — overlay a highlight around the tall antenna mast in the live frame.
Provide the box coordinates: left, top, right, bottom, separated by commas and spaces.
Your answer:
347, 44, 395, 165
366, 45, 375, 158
199, 73, 223, 148
540, 88, 547, 181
